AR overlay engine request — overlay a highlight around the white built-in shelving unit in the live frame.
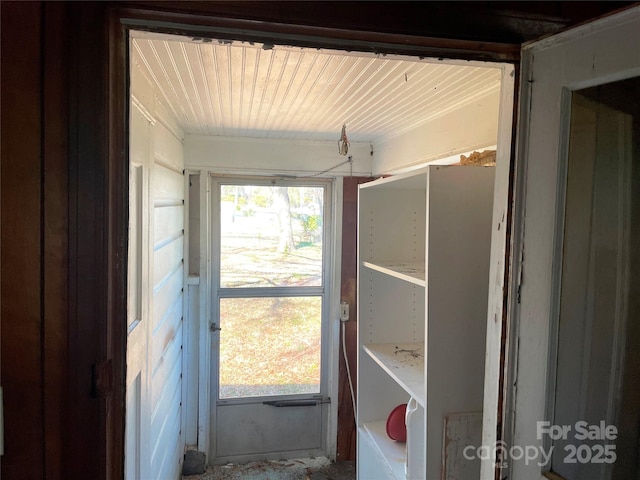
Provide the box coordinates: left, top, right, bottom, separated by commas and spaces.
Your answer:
357, 165, 495, 479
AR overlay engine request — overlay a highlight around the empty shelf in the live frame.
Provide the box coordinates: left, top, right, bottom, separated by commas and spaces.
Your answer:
363, 262, 426, 286
361, 421, 407, 480
363, 342, 425, 407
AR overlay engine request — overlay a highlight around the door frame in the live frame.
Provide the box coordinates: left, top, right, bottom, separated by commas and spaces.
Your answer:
208, 176, 335, 463
506, 6, 640, 480
107, 4, 520, 475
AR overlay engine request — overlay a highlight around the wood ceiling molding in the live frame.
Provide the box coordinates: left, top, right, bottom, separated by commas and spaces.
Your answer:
115, 5, 522, 63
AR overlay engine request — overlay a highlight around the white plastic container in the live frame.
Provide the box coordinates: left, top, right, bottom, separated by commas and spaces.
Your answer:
405, 396, 425, 480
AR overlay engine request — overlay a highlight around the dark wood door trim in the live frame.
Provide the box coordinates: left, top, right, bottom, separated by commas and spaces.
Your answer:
0, 3, 45, 477
105, 8, 130, 480
43, 3, 70, 477
336, 177, 377, 461
67, 3, 111, 478
112, 5, 520, 63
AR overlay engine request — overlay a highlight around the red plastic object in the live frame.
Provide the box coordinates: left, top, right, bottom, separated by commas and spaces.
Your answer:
385, 403, 407, 442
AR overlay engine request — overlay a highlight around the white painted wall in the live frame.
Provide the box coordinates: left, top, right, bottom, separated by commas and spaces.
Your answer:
126, 60, 186, 480
184, 135, 373, 177
149, 111, 185, 480
372, 89, 500, 174
184, 87, 499, 179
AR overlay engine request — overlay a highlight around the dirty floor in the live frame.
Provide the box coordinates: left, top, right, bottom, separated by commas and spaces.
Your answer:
183, 457, 355, 480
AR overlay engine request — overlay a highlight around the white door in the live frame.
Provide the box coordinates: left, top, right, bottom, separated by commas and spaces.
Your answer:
210, 177, 332, 464
125, 101, 151, 480
509, 6, 640, 480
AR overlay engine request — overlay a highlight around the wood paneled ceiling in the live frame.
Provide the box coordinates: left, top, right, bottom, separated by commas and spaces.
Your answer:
131, 32, 501, 143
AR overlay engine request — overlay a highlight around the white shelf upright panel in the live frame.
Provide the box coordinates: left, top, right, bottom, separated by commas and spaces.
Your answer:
357, 165, 494, 480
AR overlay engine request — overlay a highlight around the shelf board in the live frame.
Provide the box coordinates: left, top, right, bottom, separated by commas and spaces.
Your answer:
363, 261, 426, 287
361, 421, 407, 480
363, 342, 425, 407
358, 168, 428, 191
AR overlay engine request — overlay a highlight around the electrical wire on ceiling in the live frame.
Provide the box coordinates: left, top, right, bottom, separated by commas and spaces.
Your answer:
308, 123, 353, 177
309, 155, 352, 178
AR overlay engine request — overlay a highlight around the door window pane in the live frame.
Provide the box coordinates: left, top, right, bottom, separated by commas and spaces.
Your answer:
220, 185, 324, 288
219, 296, 322, 399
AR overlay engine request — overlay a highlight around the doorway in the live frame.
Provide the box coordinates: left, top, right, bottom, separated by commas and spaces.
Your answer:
211, 177, 333, 463
546, 79, 640, 480
125, 21, 512, 477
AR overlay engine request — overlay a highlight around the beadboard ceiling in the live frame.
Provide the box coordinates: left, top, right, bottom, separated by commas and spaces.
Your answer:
131, 32, 501, 143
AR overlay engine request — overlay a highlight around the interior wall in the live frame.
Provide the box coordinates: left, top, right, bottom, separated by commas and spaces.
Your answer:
149, 113, 186, 480
129, 60, 186, 479
184, 175, 201, 447
373, 88, 501, 174
1, 3, 47, 477
1, 2, 110, 478
184, 135, 373, 177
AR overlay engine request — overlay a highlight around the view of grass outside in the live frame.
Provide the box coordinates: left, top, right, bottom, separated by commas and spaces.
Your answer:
219, 297, 322, 398
218, 185, 324, 399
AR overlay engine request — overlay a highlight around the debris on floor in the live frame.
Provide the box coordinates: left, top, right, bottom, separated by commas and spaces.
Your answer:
183, 457, 355, 480
183, 450, 207, 476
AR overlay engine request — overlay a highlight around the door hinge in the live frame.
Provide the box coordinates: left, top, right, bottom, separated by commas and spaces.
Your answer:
210, 322, 222, 332
91, 359, 113, 398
